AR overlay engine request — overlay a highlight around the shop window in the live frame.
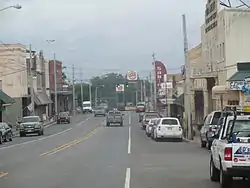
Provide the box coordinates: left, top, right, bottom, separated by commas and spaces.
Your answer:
228, 100, 239, 106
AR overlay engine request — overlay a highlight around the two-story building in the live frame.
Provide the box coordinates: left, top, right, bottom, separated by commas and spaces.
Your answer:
0, 44, 28, 123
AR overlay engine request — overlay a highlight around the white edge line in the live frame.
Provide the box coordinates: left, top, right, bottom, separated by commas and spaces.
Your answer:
124, 168, 131, 188
128, 112, 131, 125
0, 128, 72, 150
128, 126, 131, 154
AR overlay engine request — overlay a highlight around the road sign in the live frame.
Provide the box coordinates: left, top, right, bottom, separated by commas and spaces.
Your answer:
127, 71, 137, 81
116, 84, 124, 92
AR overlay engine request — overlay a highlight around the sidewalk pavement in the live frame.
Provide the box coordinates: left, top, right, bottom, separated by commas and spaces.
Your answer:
183, 125, 201, 144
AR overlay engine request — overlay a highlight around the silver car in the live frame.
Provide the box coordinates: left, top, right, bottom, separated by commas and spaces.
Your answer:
94, 107, 106, 117
19, 116, 44, 137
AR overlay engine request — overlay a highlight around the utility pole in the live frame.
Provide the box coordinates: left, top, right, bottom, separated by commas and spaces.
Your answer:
140, 80, 143, 102
152, 52, 157, 111
89, 83, 92, 104
29, 44, 35, 115
182, 14, 193, 140
80, 68, 84, 106
72, 64, 76, 116
95, 87, 98, 107
143, 79, 146, 102
149, 72, 153, 111
53, 52, 58, 115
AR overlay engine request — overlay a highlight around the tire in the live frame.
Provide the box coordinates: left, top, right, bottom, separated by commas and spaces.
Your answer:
201, 140, 206, 148
94, 115, 96, 117
210, 156, 220, 182
41, 130, 44, 135
219, 167, 232, 188
120, 122, 123, 126
208, 142, 212, 150
9, 133, 12, 141
20, 132, 25, 137
106, 123, 110, 127
0, 135, 3, 144
68, 121, 70, 124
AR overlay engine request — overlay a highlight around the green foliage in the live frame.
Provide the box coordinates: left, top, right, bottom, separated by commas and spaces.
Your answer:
74, 73, 150, 107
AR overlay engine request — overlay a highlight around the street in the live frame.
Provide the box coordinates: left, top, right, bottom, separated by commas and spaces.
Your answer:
0, 112, 248, 188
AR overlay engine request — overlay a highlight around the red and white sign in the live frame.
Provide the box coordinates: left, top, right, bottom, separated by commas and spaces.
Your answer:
127, 71, 137, 81
154, 61, 167, 92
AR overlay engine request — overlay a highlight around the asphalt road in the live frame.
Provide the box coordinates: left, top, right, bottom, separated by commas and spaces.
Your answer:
0, 112, 248, 187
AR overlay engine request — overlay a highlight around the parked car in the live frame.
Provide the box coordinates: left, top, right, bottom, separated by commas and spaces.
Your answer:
152, 117, 183, 141
94, 106, 106, 116
136, 102, 146, 113
106, 110, 123, 126
200, 111, 223, 149
57, 112, 71, 124
0, 122, 13, 144
19, 116, 44, 137
141, 112, 161, 129
145, 118, 158, 137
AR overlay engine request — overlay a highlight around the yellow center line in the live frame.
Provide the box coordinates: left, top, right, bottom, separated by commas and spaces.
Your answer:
0, 172, 8, 178
40, 127, 100, 156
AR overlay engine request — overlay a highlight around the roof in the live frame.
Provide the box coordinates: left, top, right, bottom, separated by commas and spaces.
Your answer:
227, 71, 250, 81
0, 90, 15, 106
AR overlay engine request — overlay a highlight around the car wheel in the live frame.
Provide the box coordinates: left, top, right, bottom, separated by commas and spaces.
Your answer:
219, 166, 232, 188
9, 133, 13, 141
57, 121, 60, 124
106, 123, 110, 127
201, 140, 206, 148
120, 122, 123, 126
210, 156, 220, 182
0, 135, 3, 144
20, 132, 25, 137
41, 130, 44, 135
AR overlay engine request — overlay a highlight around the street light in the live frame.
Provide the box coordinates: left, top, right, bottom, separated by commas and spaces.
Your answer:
0, 4, 22, 12
46, 40, 57, 115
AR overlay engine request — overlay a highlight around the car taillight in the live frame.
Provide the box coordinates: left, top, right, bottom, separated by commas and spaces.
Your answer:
179, 127, 182, 131
158, 126, 161, 131
224, 147, 232, 161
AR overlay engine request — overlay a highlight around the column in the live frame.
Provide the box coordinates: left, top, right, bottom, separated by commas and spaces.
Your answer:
203, 90, 209, 117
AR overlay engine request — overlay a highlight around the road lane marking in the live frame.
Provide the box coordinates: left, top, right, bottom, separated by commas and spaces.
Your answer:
0, 172, 8, 178
128, 112, 131, 125
0, 128, 72, 150
128, 126, 131, 154
124, 168, 131, 188
40, 127, 100, 156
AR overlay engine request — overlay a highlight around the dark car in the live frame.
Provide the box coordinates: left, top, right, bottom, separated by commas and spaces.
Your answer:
0, 122, 13, 144
106, 110, 123, 126
57, 112, 71, 124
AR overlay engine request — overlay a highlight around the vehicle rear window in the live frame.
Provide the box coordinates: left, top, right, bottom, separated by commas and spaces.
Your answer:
211, 112, 221, 125
145, 115, 158, 119
115, 111, 121, 115
161, 119, 179, 125
108, 112, 114, 115
59, 112, 68, 116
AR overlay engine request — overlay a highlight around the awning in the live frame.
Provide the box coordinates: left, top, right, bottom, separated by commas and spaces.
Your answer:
227, 71, 250, 81
212, 85, 229, 94
0, 90, 15, 106
34, 92, 53, 105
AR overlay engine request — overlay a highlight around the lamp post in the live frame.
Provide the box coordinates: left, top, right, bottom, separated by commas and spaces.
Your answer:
0, 4, 22, 12
46, 40, 57, 115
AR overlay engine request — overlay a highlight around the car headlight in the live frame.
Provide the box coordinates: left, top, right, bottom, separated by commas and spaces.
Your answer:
35, 124, 40, 128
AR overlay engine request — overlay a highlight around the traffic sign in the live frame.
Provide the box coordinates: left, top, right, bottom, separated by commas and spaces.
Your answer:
116, 84, 124, 92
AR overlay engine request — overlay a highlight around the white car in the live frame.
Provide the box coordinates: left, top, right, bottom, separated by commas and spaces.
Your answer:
153, 117, 183, 141
145, 118, 158, 137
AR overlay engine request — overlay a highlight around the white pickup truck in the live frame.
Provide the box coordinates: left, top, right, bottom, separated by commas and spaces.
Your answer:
210, 110, 250, 188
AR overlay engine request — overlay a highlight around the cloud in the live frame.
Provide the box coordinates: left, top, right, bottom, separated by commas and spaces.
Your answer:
1, 0, 206, 79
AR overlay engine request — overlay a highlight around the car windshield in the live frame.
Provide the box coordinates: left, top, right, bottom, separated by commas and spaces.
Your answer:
161, 118, 179, 125
23, 117, 40, 123
227, 120, 250, 135
96, 107, 104, 110
59, 112, 68, 116
145, 114, 159, 119
0, 123, 6, 129
83, 104, 91, 107
114, 111, 121, 115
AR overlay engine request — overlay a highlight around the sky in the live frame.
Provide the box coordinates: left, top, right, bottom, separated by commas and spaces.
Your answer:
1, 0, 249, 80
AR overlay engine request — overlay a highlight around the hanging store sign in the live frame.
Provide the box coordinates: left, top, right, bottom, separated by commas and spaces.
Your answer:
154, 61, 167, 92
229, 81, 244, 90
127, 71, 137, 81
116, 84, 124, 92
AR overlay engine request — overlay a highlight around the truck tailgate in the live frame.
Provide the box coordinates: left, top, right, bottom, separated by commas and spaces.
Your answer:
232, 143, 250, 166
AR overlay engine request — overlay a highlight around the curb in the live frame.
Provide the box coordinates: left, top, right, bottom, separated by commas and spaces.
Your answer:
12, 121, 56, 138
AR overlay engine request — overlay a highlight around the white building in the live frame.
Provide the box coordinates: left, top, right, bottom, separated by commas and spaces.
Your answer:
198, 0, 250, 113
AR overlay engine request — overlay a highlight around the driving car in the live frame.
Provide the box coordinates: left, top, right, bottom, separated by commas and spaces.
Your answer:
106, 110, 123, 126
57, 112, 71, 124
94, 106, 106, 116
19, 116, 44, 137
0, 122, 13, 144
136, 102, 146, 113
152, 117, 183, 141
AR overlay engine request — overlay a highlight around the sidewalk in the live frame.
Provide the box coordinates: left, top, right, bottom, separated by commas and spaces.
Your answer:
183, 125, 201, 144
